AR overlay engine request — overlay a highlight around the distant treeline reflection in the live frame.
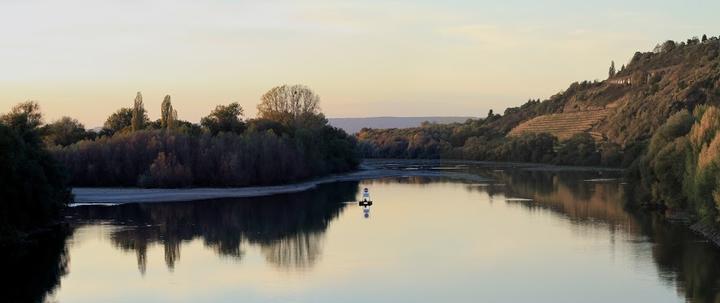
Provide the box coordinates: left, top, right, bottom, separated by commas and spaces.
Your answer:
493, 169, 720, 303
66, 182, 358, 273
9, 170, 720, 303
366, 166, 720, 303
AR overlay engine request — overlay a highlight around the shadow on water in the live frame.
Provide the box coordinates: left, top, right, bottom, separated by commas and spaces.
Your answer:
66, 181, 359, 273
0, 227, 71, 303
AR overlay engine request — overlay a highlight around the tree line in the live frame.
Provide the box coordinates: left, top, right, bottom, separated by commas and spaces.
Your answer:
47, 84, 359, 188
357, 108, 637, 167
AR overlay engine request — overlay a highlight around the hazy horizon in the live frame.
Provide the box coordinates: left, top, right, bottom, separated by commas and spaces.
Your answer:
2, 0, 719, 126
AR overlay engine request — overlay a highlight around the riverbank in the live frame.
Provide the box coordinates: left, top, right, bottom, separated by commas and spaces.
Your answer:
72, 162, 492, 204
72, 159, 625, 204
690, 221, 720, 247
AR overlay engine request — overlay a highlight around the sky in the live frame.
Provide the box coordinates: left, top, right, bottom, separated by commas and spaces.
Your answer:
1, 0, 719, 127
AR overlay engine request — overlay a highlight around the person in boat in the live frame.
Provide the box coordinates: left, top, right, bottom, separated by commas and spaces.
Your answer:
362, 187, 370, 202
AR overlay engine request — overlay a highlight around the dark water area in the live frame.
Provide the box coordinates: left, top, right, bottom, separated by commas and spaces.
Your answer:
7, 162, 720, 302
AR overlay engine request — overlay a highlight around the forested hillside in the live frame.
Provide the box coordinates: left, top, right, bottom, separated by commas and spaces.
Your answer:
358, 35, 720, 167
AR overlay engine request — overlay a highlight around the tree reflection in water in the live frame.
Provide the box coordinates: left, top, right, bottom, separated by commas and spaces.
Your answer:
0, 226, 71, 303
67, 182, 358, 273
10, 164, 720, 303
261, 231, 325, 269
481, 168, 720, 303
362, 165, 720, 303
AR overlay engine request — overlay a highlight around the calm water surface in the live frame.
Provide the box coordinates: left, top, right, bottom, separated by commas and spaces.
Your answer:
8, 162, 720, 302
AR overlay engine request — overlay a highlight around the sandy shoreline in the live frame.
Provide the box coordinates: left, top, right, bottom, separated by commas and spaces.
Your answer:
71, 159, 620, 205
71, 167, 491, 204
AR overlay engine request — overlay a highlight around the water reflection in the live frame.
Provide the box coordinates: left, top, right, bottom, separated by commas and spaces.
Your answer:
639, 214, 720, 302
11, 163, 720, 302
477, 168, 720, 303
261, 231, 324, 269
67, 182, 358, 272
0, 227, 71, 303
363, 206, 371, 218
495, 169, 635, 228
365, 163, 720, 303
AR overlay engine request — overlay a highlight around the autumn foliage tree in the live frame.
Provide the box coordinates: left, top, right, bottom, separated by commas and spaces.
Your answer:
630, 106, 720, 223
131, 92, 146, 132
160, 95, 177, 130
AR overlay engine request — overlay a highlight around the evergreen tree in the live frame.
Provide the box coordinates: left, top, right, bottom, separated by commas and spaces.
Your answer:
608, 61, 616, 78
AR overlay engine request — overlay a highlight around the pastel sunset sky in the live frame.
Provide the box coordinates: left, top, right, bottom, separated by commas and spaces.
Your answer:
1, 0, 718, 126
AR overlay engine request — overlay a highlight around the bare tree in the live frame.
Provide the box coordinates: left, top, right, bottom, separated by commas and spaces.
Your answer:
258, 84, 323, 127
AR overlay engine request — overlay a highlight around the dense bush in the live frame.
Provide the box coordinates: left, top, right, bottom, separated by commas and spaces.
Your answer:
630, 106, 720, 222
40, 116, 94, 147
554, 133, 601, 166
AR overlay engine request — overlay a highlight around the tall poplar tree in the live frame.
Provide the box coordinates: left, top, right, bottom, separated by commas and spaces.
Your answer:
161, 95, 176, 129
131, 92, 146, 132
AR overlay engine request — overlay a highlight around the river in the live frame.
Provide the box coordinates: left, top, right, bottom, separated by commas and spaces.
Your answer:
6, 161, 720, 302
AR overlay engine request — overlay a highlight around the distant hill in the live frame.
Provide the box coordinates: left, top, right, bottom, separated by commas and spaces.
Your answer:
329, 116, 474, 134
357, 35, 720, 159
504, 37, 720, 145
